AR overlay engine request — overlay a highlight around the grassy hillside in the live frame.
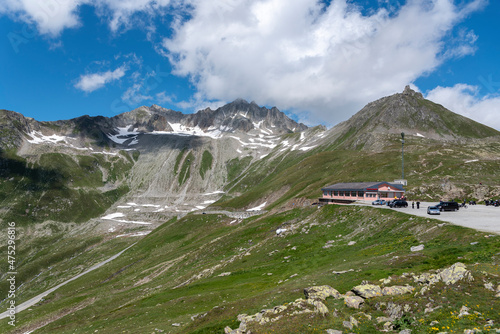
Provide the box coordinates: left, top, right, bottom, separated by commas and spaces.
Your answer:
0, 149, 133, 225
217, 134, 500, 210
1, 205, 498, 333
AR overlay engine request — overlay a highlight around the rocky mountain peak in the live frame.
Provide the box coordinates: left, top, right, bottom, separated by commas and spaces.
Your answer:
332, 86, 499, 150
402, 85, 424, 99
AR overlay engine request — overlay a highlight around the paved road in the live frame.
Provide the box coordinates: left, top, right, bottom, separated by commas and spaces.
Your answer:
358, 201, 500, 235
0, 243, 136, 320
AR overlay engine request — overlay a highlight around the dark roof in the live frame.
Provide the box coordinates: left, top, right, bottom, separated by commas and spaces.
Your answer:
321, 182, 405, 192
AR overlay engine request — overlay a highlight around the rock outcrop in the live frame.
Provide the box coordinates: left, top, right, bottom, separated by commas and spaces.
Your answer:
225, 263, 494, 334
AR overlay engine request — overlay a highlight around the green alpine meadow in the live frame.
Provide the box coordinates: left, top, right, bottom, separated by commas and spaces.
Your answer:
1, 88, 499, 333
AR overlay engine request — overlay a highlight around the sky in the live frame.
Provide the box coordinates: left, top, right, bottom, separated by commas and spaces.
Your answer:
1, 0, 500, 130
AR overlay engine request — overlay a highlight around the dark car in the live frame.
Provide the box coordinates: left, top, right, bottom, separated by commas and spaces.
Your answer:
437, 201, 459, 211
390, 200, 408, 208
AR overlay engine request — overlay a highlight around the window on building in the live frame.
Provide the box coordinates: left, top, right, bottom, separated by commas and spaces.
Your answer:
358, 191, 364, 197
334, 191, 338, 196
380, 192, 388, 198
339, 191, 344, 196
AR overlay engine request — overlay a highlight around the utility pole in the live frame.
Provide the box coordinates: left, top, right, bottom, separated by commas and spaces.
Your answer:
401, 132, 405, 180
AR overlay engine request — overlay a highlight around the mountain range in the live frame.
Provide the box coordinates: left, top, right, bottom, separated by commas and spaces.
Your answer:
1, 87, 499, 333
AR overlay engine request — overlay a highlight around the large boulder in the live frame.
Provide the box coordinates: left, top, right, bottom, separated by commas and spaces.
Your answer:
304, 285, 341, 300
352, 284, 383, 298
344, 295, 365, 309
439, 262, 473, 285
382, 285, 415, 296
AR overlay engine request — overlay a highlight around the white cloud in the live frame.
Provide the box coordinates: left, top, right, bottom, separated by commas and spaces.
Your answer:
162, 0, 486, 126
0, 0, 174, 36
425, 84, 500, 131
93, 0, 174, 32
0, 0, 84, 36
75, 66, 126, 93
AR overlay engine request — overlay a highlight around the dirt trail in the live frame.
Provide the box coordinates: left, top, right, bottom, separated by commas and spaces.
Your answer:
0, 243, 136, 320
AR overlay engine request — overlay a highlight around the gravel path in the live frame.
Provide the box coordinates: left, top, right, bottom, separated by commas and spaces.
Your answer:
357, 201, 500, 235
0, 243, 136, 320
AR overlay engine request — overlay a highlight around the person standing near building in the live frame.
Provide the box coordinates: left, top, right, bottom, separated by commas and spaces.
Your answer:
416, 201, 420, 209
412, 201, 415, 209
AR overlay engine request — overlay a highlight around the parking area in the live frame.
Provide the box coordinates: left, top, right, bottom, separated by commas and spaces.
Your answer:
357, 201, 500, 235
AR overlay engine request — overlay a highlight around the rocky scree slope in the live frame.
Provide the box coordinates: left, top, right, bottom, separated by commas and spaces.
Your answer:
0, 100, 314, 229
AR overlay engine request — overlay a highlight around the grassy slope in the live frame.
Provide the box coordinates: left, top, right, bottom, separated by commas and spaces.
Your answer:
1, 205, 498, 333
218, 134, 500, 210
0, 150, 133, 225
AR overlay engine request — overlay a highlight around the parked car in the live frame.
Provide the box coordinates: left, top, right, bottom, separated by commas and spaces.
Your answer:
427, 206, 441, 215
372, 199, 386, 205
485, 199, 500, 207
389, 200, 408, 208
437, 201, 459, 211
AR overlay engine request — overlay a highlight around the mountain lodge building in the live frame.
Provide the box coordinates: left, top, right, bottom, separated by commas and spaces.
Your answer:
320, 182, 406, 204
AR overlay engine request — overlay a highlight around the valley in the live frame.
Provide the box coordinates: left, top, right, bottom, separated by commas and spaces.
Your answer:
1, 88, 499, 333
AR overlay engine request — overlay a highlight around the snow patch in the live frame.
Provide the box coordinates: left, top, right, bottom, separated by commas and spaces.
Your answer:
299, 145, 317, 151
465, 159, 479, 163
415, 133, 425, 138
247, 202, 267, 212
102, 212, 125, 220
203, 191, 225, 196
107, 126, 140, 145
116, 231, 151, 238
276, 228, 287, 235
150, 123, 222, 138
27, 131, 69, 145
101, 212, 151, 225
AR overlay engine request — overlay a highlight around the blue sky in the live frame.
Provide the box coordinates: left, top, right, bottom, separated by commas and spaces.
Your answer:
1, 0, 500, 129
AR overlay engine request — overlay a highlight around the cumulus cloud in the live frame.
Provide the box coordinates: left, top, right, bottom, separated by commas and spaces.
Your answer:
75, 66, 126, 92
426, 84, 500, 130
0, 0, 174, 36
163, 0, 486, 125
0, 0, 83, 36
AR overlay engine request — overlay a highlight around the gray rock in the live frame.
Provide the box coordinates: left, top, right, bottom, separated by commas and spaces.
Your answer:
439, 263, 473, 285
352, 284, 383, 298
344, 296, 364, 309
325, 330, 343, 334
383, 321, 393, 331
382, 285, 415, 296
377, 316, 393, 323
343, 320, 353, 330
386, 302, 403, 319
306, 299, 329, 315
304, 285, 341, 300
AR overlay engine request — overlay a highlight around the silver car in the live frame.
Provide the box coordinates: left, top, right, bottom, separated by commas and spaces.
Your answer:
372, 199, 386, 205
427, 206, 441, 215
